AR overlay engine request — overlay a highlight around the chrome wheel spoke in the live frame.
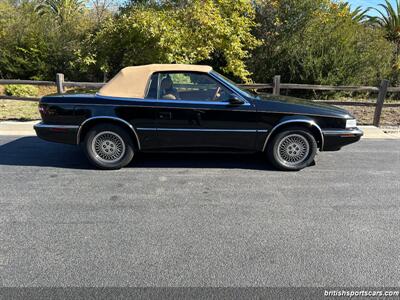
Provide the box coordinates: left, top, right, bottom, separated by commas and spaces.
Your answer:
91, 131, 126, 163
277, 134, 310, 167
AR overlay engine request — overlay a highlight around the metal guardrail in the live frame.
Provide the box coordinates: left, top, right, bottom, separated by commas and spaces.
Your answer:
1, 73, 399, 126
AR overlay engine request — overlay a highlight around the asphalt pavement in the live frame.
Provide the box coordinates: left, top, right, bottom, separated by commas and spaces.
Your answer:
0, 136, 399, 287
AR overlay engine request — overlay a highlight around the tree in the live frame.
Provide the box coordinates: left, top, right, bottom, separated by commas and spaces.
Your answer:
287, 5, 392, 85
0, 0, 395, 86
249, 0, 325, 83
331, 2, 370, 23
35, 0, 85, 24
0, 0, 96, 80
348, 5, 370, 23
370, 0, 400, 47
369, 0, 400, 80
249, 0, 393, 85
93, 0, 261, 81
0, 0, 52, 79
89, 0, 117, 26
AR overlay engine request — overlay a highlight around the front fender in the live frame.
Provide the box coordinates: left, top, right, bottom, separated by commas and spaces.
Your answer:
262, 115, 324, 151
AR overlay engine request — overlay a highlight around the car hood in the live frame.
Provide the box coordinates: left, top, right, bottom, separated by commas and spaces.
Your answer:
255, 94, 353, 119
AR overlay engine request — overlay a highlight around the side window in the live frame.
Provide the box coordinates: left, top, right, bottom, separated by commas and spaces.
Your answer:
158, 72, 233, 102
145, 73, 158, 99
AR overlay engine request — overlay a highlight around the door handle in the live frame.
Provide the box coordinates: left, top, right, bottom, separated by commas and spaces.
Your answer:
159, 112, 172, 120
195, 111, 203, 124
195, 110, 205, 119
196, 111, 205, 117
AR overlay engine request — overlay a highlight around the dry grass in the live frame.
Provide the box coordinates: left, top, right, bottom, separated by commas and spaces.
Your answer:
0, 86, 96, 121
0, 84, 54, 121
0, 100, 40, 121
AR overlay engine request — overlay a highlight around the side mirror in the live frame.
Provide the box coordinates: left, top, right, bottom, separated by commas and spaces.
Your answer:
228, 96, 245, 105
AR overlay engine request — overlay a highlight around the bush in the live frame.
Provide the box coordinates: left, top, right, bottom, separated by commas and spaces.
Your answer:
4, 85, 39, 97
94, 0, 260, 81
249, 0, 394, 86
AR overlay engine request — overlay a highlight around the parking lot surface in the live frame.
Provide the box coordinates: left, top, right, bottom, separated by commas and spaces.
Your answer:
0, 136, 399, 287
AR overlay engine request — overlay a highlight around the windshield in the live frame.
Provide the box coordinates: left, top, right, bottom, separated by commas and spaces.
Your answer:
211, 71, 258, 98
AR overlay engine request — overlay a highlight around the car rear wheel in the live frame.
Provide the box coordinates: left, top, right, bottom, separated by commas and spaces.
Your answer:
83, 124, 134, 170
267, 127, 317, 171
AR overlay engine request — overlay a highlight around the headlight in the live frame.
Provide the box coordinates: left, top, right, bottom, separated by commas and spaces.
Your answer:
345, 119, 357, 128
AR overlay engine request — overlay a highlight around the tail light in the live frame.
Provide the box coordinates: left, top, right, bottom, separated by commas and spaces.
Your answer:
38, 104, 53, 117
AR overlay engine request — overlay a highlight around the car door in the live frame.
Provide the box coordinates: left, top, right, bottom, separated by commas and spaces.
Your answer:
154, 71, 258, 151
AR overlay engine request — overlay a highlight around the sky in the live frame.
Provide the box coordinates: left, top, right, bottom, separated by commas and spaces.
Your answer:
348, 0, 396, 11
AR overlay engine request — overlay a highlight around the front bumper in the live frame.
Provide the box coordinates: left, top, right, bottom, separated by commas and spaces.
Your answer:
322, 128, 363, 151
34, 122, 79, 145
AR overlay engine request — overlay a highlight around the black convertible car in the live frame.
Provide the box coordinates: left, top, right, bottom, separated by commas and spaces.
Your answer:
34, 64, 362, 171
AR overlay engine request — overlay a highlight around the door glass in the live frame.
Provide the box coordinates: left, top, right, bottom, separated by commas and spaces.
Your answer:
145, 73, 158, 99
158, 72, 232, 102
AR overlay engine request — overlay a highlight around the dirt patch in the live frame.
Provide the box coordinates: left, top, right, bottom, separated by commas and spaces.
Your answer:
337, 105, 400, 126
38, 85, 57, 95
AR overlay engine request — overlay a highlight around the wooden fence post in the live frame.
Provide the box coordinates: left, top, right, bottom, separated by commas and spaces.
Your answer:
273, 75, 281, 95
373, 79, 389, 127
56, 73, 65, 94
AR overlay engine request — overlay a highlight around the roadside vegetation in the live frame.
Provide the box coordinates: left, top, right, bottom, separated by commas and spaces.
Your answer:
1, 0, 400, 84
4, 85, 39, 97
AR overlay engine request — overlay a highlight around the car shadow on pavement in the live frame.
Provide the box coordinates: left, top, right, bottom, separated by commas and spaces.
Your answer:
133, 152, 275, 170
0, 136, 92, 169
0, 136, 277, 171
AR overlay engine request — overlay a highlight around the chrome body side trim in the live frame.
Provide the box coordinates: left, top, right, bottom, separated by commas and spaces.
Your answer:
95, 94, 251, 107
136, 128, 265, 133
76, 116, 141, 150
34, 123, 79, 129
262, 119, 324, 152
156, 99, 251, 106
322, 128, 363, 136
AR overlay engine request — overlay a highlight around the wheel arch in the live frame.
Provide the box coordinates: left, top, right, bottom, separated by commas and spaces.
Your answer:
76, 116, 141, 150
263, 117, 324, 151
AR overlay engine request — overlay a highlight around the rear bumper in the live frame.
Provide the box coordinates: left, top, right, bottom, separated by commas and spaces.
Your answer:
322, 128, 363, 151
34, 122, 79, 145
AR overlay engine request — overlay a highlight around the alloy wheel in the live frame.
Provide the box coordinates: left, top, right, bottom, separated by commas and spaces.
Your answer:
91, 131, 126, 163
276, 134, 310, 167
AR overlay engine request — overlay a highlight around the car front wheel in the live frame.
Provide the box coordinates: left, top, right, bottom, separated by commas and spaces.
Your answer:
83, 124, 135, 170
267, 127, 317, 171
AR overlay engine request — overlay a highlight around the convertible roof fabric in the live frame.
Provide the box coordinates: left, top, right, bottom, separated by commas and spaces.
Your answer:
98, 64, 213, 98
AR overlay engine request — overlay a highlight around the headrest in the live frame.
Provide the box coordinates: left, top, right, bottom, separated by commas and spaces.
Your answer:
160, 77, 173, 90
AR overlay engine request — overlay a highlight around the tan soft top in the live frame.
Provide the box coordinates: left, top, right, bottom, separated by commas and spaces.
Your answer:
98, 64, 213, 98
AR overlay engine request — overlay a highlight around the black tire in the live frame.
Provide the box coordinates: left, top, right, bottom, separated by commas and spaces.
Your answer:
267, 127, 317, 171
83, 124, 135, 170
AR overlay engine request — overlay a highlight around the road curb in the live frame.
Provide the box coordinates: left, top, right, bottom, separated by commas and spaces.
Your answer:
359, 126, 399, 139
0, 121, 399, 139
0, 121, 38, 136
